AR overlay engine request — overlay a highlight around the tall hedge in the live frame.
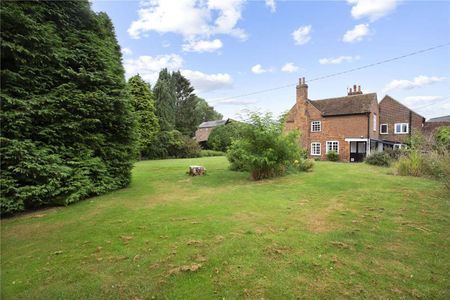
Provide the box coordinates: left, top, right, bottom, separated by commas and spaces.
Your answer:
0, 1, 137, 215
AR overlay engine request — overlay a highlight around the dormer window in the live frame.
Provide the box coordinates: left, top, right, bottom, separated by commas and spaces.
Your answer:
311, 121, 321, 132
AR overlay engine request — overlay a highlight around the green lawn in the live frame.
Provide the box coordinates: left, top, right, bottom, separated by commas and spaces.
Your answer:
2, 157, 449, 299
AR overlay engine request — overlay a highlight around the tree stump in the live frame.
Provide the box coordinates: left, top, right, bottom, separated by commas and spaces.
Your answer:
188, 166, 206, 176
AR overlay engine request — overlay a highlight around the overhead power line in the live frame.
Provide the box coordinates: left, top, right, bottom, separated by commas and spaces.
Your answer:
210, 42, 450, 103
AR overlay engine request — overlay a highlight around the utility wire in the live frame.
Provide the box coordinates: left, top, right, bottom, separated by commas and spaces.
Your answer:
210, 42, 450, 102
411, 96, 450, 111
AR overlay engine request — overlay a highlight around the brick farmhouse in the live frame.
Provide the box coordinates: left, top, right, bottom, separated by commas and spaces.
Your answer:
284, 77, 447, 162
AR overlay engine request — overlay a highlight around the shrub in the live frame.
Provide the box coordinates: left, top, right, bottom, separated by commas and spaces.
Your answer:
207, 123, 241, 152
396, 150, 423, 177
199, 150, 226, 157
227, 140, 250, 172
384, 148, 402, 160
326, 151, 339, 161
435, 126, 450, 151
294, 159, 314, 172
144, 130, 200, 159
365, 152, 391, 167
226, 112, 306, 180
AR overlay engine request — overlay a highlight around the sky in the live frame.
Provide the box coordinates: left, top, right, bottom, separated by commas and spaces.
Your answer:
91, 0, 450, 120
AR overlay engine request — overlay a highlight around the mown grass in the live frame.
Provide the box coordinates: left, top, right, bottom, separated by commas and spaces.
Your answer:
1, 157, 449, 299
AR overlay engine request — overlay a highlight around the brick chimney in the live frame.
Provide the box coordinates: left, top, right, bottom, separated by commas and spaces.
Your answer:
347, 84, 363, 95
296, 77, 308, 104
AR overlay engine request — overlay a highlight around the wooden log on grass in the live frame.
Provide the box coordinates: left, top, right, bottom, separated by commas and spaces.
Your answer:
188, 166, 206, 176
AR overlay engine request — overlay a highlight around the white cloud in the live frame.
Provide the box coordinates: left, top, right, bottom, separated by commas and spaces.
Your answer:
123, 54, 183, 83
128, 0, 247, 41
251, 64, 272, 74
402, 96, 450, 119
403, 96, 446, 105
265, 0, 276, 13
347, 0, 398, 21
182, 39, 223, 53
319, 55, 360, 65
215, 98, 258, 106
121, 47, 133, 56
342, 23, 370, 43
292, 25, 312, 45
384, 76, 446, 92
123, 54, 232, 92
181, 70, 233, 93
281, 63, 299, 73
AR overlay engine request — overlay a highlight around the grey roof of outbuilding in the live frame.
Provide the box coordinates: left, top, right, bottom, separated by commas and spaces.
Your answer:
427, 115, 450, 122
309, 93, 377, 116
198, 119, 229, 128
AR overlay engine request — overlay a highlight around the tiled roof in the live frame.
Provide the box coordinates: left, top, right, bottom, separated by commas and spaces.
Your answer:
427, 115, 450, 122
310, 93, 376, 116
198, 119, 228, 128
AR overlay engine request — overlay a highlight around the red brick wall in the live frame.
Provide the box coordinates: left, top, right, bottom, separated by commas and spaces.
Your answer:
379, 96, 424, 143
308, 114, 370, 161
285, 101, 373, 162
284, 83, 381, 162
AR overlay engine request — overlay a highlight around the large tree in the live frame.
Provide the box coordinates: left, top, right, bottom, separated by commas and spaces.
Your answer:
128, 74, 159, 157
0, 1, 137, 214
153, 69, 176, 131
172, 71, 199, 136
195, 97, 223, 123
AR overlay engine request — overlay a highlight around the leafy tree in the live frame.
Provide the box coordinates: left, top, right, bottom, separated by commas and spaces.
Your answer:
226, 113, 305, 180
128, 74, 159, 158
195, 97, 223, 123
0, 1, 136, 215
172, 71, 199, 136
208, 123, 241, 152
153, 69, 176, 131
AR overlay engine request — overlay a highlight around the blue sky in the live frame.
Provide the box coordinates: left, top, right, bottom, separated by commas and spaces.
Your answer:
92, 0, 450, 120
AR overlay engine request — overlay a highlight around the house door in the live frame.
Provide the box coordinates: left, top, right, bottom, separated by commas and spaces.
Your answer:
350, 141, 367, 162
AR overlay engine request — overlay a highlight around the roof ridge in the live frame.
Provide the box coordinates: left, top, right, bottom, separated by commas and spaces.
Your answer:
311, 92, 377, 102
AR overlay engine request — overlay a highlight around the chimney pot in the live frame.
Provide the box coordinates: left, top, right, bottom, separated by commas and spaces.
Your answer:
296, 77, 308, 104
358, 85, 361, 92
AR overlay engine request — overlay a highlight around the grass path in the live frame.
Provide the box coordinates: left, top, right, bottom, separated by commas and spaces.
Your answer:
2, 157, 449, 299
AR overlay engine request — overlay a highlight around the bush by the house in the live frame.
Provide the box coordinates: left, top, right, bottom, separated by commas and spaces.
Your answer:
294, 159, 315, 172
395, 131, 450, 190
397, 150, 424, 177
200, 150, 226, 157
226, 141, 249, 171
226, 113, 306, 180
326, 151, 339, 161
384, 148, 402, 160
435, 126, 450, 151
365, 151, 392, 167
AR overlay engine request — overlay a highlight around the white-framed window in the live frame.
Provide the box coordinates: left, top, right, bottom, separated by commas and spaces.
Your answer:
373, 113, 377, 131
311, 121, 321, 132
380, 124, 388, 134
311, 142, 321, 155
393, 144, 407, 150
394, 123, 409, 134
326, 141, 339, 154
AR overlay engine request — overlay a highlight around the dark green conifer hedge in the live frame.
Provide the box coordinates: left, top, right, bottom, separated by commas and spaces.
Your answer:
0, 1, 136, 215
